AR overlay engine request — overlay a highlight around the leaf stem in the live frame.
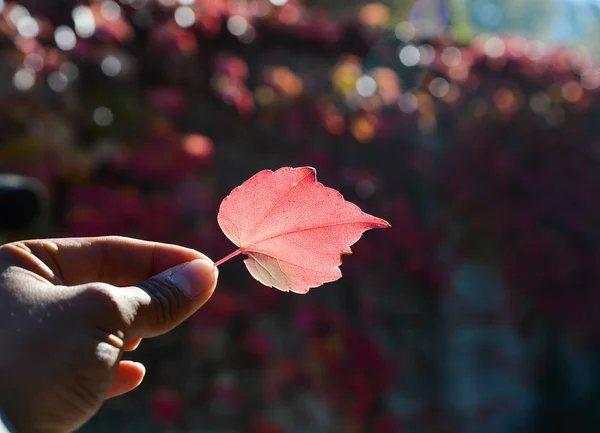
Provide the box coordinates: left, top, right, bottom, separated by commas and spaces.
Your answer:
214, 248, 243, 267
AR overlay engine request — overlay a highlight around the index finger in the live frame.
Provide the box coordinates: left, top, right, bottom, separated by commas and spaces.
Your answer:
2, 236, 209, 287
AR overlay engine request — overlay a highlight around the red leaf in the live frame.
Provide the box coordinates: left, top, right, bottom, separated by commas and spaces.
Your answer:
215, 167, 390, 293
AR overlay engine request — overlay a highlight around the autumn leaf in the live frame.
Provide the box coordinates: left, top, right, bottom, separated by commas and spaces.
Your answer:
214, 167, 390, 293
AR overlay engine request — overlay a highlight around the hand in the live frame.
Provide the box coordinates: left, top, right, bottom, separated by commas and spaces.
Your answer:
0, 236, 218, 433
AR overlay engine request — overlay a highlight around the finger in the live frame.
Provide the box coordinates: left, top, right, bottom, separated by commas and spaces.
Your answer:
122, 258, 218, 339
105, 361, 146, 399
123, 338, 142, 352
2, 236, 208, 286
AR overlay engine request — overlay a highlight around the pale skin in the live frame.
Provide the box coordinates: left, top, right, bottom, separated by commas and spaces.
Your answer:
0, 236, 219, 433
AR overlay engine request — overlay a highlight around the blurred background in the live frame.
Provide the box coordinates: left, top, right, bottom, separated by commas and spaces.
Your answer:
1, 0, 600, 432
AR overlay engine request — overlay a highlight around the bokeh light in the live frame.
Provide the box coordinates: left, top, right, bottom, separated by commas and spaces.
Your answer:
7, 5, 29, 27
429, 77, 449, 98
493, 87, 518, 115
365, 33, 430, 95
356, 75, 377, 97
174, 6, 195, 28
23, 53, 44, 72
60, 62, 79, 81
409, 0, 449, 38
332, 57, 362, 96
100, 0, 122, 22
581, 69, 600, 90
93, 107, 114, 126
418, 44, 436, 65
13, 67, 35, 91
443, 83, 461, 104
359, 3, 390, 28
399, 45, 420, 67
484, 36, 506, 59
395, 21, 416, 42
227, 15, 248, 36
323, 109, 345, 135
101, 55, 122, 77
561, 81, 583, 103
55, 26, 77, 51
372, 67, 401, 104
350, 114, 376, 143
182, 134, 213, 158
525, 40, 546, 61
529, 91, 550, 114
441, 46, 462, 67
16, 16, 39, 38
266, 66, 303, 98
399, 92, 419, 113
72, 6, 96, 38
48, 72, 69, 93
469, 0, 502, 28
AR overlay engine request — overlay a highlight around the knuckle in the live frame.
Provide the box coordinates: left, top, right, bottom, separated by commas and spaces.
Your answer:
81, 283, 129, 327
0, 242, 29, 260
100, 235, 125, 243
137, 277, 188, 331
77, 337, 120, 373
92, 340, 122, 370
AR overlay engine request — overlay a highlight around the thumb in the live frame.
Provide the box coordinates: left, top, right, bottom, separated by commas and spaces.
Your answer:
124, 258, 218, 338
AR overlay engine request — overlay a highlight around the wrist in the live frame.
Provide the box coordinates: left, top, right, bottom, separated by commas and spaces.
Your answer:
0, 407, 14, 433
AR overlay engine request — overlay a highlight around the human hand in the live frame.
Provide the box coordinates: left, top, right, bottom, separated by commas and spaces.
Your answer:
0, 236, 218, 433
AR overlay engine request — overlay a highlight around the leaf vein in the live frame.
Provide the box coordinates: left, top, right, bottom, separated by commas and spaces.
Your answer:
244, 169, 314, 244
250, 252, 337, 275
219, 213, 242, 245
251, 254, 287, 289
280, 234, 338, 255
246, 219, 382, 249
293, 196, 329, 231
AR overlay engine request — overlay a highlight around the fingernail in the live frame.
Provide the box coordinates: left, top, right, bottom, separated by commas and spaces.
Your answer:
167, 259, 218, 298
